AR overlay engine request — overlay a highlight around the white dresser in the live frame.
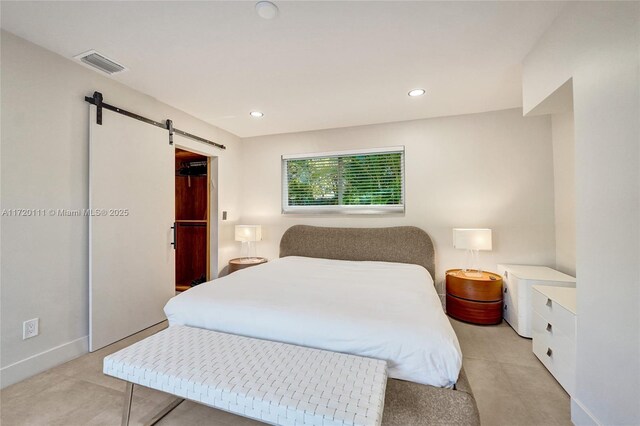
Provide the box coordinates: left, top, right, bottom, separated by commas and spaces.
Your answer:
497, 264, 576, 337
531, 285, 576, 395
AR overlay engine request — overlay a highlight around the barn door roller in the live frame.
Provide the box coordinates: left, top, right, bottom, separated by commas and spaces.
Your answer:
84, 91, 225, 150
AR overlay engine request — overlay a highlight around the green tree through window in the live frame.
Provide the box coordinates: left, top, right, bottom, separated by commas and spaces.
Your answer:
283, 148, 404, 213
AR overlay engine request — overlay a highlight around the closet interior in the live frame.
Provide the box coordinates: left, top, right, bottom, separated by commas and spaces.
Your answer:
175, 148, 209, 292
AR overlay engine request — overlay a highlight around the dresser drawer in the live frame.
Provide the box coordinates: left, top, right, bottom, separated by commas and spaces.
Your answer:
532, 290, 576, 340
502, 297, 514, 328
445, 270, 503, 302
532, 335, 575, 394
502, 282, 516, 312
446, 295, 502, 325
532, 311, 576, 394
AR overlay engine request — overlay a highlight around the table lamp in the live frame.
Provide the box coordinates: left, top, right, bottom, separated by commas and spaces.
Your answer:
235, 225, 262, 259
453, 228, 492, 277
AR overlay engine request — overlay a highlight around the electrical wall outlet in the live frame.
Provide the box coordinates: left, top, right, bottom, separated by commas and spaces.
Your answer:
23, 318, 39, 340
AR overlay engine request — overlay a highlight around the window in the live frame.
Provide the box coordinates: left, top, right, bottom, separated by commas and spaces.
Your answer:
282, 146, 405, 214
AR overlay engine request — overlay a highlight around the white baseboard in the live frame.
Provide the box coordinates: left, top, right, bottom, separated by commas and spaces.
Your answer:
0, 336, 88, 389
571, 397, 601, 426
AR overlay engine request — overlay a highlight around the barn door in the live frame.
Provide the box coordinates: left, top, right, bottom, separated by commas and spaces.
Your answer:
89, 105, 175, 352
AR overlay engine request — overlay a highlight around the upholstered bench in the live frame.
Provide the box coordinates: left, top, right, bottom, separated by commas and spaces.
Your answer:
104, 325, 388, 426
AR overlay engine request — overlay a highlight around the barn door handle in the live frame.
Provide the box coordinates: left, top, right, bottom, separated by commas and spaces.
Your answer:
171, 223, 177, 250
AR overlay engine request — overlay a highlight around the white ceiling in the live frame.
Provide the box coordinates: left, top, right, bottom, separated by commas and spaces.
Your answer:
1, 1, 564, 138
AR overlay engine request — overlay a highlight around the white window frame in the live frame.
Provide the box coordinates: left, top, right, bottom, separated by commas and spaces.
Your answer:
281, 146, 405, 215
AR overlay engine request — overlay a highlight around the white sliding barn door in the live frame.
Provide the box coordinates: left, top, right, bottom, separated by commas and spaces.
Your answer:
89, 106, 175, 352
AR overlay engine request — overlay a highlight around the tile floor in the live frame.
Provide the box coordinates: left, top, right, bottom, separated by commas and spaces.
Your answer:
450, 319, 571, 426
1, 319, 571, 425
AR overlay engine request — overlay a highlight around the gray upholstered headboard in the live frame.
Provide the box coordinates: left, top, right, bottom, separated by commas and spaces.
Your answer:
279, 225, 436, 279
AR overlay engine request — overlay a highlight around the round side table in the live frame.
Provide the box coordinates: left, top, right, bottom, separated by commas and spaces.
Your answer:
228, 257, 267, 274
445, 269, 503, 325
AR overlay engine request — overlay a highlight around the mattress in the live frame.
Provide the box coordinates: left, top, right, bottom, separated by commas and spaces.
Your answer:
164, 256, 462, 388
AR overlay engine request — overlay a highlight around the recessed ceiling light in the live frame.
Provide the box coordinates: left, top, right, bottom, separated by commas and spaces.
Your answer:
250, 111, 264, 118
255, 1, 279, 20
408, 89, 426, 97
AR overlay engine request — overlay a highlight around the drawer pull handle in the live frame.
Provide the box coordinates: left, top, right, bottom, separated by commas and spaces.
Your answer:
546, 348, 553, 357
504, 305, 507, 310
546, 323, 552, 332
546, 298, 552, 307
504, 287, 508, 293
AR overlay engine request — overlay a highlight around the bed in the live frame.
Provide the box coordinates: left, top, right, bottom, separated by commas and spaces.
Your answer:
164, 225, 480, 425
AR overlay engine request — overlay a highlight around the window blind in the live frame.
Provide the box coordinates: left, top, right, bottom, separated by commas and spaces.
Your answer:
282, 147, 405, 214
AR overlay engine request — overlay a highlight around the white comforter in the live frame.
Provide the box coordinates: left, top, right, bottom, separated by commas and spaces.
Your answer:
164, 256, 462, 388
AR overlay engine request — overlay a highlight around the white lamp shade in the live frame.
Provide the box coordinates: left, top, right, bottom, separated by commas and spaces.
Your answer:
453, 228, 492, 251
235, 225, 262, 242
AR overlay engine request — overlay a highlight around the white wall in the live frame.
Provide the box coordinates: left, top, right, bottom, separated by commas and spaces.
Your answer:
552, 111, 576, 276
239, 108, 556, 290
0, 31, 243, 387
523, 3, 639, 424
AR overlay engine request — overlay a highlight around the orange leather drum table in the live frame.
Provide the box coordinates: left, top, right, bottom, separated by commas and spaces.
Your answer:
446, 269, 503, 325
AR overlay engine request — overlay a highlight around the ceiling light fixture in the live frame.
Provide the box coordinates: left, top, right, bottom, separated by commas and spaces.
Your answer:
255, 1, 279, 20
408, 89, 426, 97
250, 111, 264, 118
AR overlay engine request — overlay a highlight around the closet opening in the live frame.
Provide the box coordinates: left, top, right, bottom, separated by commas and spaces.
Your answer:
175, 148, 210, 292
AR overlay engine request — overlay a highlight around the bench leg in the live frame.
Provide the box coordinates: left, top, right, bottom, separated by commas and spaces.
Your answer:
121, 382, 134, 426
144, 397, 185, 426
120, 381, 184, 426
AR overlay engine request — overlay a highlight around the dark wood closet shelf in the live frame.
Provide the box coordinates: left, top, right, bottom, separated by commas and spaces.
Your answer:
176, 283, 192, 292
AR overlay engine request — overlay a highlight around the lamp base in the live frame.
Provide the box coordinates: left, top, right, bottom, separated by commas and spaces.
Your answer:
462, 270, 483, 278
239, 257, 264, 263
462, 249, 484, 278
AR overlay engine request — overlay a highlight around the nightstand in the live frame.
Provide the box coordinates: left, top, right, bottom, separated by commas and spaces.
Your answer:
446, 269, 503, 325
228, 257, 267, 274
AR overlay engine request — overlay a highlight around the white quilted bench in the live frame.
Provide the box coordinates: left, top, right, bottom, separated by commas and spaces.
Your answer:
104, 325, 388, 426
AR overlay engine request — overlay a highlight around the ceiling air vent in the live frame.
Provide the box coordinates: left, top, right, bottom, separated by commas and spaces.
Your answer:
74, 50, 127, 75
